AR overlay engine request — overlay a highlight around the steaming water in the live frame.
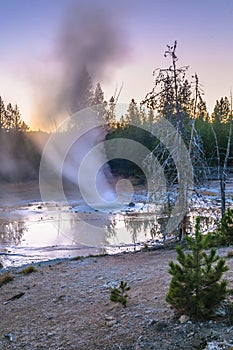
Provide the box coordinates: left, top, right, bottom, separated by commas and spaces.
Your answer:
0, 196, 154, 268
1, 180, 232, 268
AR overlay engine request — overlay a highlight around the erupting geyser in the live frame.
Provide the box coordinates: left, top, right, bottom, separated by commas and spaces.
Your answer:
65, 124, 119, 209
39, 107, 134, 211
37, 4, 131, 210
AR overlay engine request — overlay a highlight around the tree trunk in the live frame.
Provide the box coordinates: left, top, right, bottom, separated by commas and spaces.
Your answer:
220, 172, 226, 217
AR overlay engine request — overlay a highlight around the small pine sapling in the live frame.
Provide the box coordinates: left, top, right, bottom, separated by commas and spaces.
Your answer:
110, 281, 130, 307
166, 217, 229, 320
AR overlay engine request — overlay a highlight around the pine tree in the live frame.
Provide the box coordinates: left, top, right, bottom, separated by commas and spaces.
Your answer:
92, 82, 106, 122
104, 96, 116, 127
211, 97, 231, 163
5, 103, 29, 132
166, 217, 228, 320
125, 99, 141, 126
93, 82, 104, 105
20, 121, 30, 132
216, 207, 233, 246
210, 96, 232, 216
196, 100, 209, 121
212, 97, 230, 123
12, 104, 22, 131
70, 66, 94, 113
110, 281, 130, 307
146, 108, 155, 128
0, 96, 6, 130
5, 103, 14, 131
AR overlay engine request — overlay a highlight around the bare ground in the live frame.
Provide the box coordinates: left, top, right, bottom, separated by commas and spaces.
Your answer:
1, 247, 233, 349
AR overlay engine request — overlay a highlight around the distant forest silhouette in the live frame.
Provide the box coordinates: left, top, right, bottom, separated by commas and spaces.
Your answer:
0, 46, 232, 183
0, 91, 232, 183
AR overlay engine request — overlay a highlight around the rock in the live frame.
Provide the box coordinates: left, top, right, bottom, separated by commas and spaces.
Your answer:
179, 315, 190, 323
47, 332, 55, 337
204, 341, 223, 350
105, 315, 117, 327
145, 309, 153, 314
106, 281, 119, 289
148, 319, 157, 326
128, 202, 135, 207
106, 319, 117, 327
4, 334, 13, 342
187, 331, 194, 338
153, 321, 168, 331
105, 315, 114, 321
135, 335, 144, 350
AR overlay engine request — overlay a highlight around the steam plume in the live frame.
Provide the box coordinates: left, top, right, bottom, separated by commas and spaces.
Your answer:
37, 4, 131, 207
58, 4, 129, 113
33, 4, 130, 128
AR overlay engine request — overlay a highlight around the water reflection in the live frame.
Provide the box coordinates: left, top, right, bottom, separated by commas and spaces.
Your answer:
0, 200, 223, 267
0, 219, 26, 245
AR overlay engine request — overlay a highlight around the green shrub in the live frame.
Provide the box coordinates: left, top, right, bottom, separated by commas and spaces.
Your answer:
110, 281, 130, 307
166, 217, 229, 320
202, 231, 220, 248
0, 272, 14, 287
217, 208, 233, 246
202, 207, 233, 248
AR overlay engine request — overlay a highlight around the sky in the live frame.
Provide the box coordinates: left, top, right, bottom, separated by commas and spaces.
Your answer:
0, 0, 233, 129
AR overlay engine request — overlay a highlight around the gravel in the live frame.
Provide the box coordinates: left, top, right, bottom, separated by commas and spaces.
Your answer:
0, 247, 233, 349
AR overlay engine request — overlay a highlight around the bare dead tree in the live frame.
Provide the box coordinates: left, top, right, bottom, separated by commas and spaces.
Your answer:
142, 41, 190, 132
221, 92, 233, 216
142, 41, 209, 240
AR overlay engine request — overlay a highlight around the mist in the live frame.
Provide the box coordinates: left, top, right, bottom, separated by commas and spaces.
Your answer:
0, 3, 131, 211
33, 3, 130, 129
36, 4, 131, 207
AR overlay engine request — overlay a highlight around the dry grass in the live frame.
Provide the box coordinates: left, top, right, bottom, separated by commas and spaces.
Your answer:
226, 251, 233, 259
70, 256, 83, 261
17, 265, 37, 274
0, 272, 14, 287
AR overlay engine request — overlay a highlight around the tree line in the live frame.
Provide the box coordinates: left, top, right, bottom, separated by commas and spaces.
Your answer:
0, 97, 40, 182
0, 97, 29, 132
0, 43, 232, 189
69, 59, 233, 181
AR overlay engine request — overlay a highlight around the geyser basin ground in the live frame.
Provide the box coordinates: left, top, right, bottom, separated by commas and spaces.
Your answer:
0, 179, 233, 267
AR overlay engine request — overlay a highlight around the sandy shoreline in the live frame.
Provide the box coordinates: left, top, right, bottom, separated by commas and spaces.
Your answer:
1, 247, 233, 349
